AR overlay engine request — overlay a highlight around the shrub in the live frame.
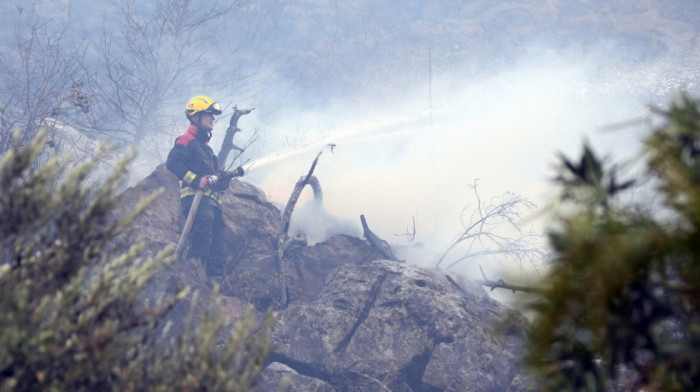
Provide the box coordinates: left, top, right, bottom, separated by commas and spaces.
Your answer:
0, 130, 272, 391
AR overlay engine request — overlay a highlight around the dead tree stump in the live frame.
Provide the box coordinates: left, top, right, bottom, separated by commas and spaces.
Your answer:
276, 150, 327, 307
218, 106, 253, 170
360, 214, 400, 261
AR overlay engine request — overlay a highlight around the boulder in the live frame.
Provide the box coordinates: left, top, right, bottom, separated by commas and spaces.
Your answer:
270, 260, 529, 391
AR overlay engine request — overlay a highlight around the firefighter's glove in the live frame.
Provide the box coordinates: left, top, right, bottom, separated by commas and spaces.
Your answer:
199, 175, 217, 190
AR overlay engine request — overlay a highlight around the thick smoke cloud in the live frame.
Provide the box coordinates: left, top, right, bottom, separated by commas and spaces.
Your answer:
3, 1, 697, 282
235, 41, 699, 280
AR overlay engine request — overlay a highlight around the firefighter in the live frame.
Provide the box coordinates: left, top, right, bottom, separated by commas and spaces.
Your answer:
166, 95, 244, 277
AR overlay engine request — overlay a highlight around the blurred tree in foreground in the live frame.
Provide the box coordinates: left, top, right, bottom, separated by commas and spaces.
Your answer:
0, 130, 272, 391
526, 93, 700, 391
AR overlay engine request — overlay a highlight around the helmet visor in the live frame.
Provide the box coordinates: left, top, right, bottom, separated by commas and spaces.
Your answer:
204, 102, 222, 115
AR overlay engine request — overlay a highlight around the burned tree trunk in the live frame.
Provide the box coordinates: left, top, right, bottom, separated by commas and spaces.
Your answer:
276, 149, 329, 307
360, 215, 400, 261
218, 106, 253, 170
307, 175, 323, 205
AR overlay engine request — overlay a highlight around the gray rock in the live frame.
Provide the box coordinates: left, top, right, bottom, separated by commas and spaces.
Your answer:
506, 372, 539, 392
271, 260, 529, 391
258, 362, 335, 392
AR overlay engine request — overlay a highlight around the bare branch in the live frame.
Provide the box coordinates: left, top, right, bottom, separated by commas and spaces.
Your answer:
218, 106, 254, 170
361, 215, 400, 261
394, 216, 416, 242
80, 0, 248, 147
276, 146, 333, 307
0, 3, 88, 155
436, 179, 547, 270
475, 266, 538, 294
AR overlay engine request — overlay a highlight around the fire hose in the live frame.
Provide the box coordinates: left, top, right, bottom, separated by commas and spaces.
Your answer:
174, 169, 243, 260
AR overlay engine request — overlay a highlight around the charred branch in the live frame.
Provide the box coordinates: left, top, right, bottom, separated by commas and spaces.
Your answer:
360, 215, 400, 262
476, 265, 537, 294
307, 175, 323, 206
394, 217, 416, 242
218, 105, 254, 170
334, 273, 388, 354
276, 148, 330, 307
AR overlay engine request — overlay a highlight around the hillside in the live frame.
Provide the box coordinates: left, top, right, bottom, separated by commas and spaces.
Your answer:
232, 0, 700, 106
117, 164, 532, 391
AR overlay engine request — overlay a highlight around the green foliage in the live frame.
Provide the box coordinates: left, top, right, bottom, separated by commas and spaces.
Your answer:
0, 130, 272, 391
525, 93, 700, 391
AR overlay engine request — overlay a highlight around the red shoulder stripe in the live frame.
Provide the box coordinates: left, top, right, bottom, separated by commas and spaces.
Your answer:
175, 132, 196, 147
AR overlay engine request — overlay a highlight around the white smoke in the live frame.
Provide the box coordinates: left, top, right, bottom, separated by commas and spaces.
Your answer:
236, 42, 699, 281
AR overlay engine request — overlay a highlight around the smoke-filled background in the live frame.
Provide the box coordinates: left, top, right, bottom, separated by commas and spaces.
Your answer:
222, 1, 700, 277
2, 0, 699, 282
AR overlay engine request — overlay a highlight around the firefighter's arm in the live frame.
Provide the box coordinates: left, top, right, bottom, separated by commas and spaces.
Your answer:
166, 144, 211, 189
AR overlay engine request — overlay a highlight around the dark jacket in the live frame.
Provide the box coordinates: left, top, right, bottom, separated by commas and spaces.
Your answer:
166, 125, 222, 203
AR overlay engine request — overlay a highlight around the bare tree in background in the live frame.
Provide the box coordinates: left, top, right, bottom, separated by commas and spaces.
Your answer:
0, 4, 90, 156
79, 0, 247, 149
218, 105, 255, 170
435, 179, 548, 270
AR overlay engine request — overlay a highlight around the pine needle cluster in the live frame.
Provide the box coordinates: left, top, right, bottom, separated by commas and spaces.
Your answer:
0, 130, 272, 391
526, 93, 700, 391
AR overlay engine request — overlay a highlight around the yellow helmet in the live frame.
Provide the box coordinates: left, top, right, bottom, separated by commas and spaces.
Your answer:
185, 95, 222, 118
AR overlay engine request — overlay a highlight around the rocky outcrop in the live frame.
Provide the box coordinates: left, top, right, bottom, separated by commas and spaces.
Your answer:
118, 164, 531, 391
119, 164, 387, 311
266, 260, 528, 392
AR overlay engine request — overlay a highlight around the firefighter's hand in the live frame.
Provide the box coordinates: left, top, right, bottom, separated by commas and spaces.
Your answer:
199, 175, 216, 190
234, 166, 245, 177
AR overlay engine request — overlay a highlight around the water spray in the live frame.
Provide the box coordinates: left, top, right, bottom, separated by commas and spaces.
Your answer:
243, 140, 337, 175
242, 124, 414, 175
